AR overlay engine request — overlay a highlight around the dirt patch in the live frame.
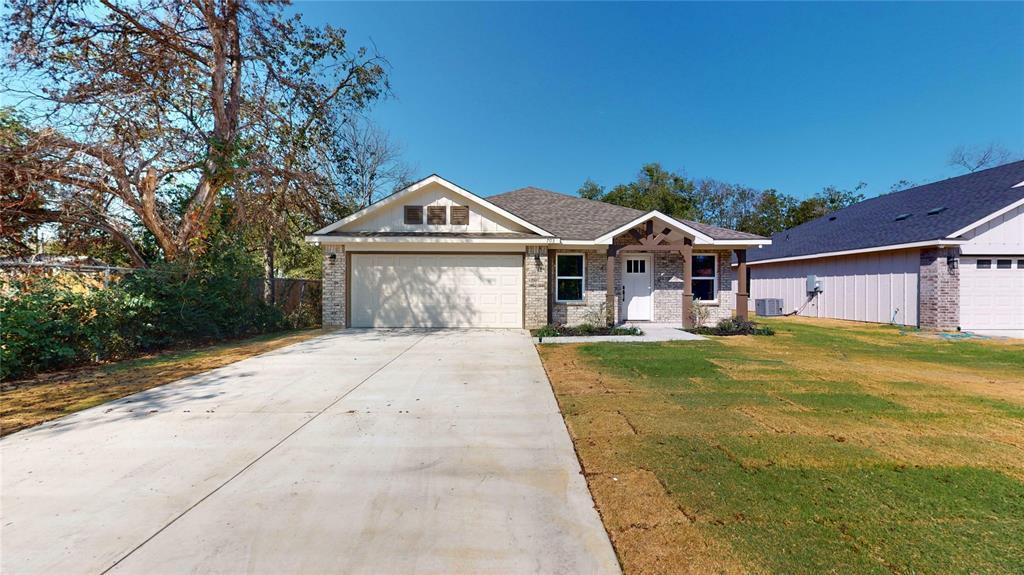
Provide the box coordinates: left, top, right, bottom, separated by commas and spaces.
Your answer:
1, 329, 324, 436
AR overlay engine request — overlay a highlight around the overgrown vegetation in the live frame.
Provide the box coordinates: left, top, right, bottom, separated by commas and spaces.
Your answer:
688, 317, 775, 336
0, 239, 316, 380
532, 324, 643, 338
539, 317, 1024, 574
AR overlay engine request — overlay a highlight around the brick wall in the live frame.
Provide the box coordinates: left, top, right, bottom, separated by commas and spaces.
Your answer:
919, 247, 960, 330
550, 249, 610, 326
322, 244, 346, 328
524, 247, 549, 328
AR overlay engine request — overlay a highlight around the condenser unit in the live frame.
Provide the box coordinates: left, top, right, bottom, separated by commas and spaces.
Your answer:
755, 298, 784, 317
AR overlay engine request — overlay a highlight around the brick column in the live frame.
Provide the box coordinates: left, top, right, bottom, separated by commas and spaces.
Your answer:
524, 247, 549, 329
322, 244, 346, 328
735, 249, 749, 320
681, 239, 693, 328
919, 247, 960, 331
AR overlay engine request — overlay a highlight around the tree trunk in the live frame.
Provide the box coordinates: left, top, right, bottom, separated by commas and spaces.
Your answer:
263, 234, 275, 305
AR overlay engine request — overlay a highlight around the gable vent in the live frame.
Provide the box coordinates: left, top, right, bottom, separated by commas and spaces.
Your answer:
426, 205, 447, 225
927, 207, 947, 216
451, 205, 470, 225
894, 213, 912, 221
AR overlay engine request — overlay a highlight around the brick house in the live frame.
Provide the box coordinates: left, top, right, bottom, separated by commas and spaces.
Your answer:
307, 175, 769, 329
747, 161, 1024, 336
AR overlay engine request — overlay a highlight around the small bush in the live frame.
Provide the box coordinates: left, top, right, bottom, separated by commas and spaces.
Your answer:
531, 324, 644, 337
688, 318, 775, 337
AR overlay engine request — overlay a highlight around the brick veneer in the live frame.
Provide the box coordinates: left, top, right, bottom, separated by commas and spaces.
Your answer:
919, 247, 960, 331
550, 249, 610, 325
524, 247, 549, 328
322, 244, 346, 328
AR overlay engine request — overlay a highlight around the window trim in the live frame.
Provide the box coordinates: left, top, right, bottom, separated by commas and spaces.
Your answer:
977, 259, 992, 269
996, 259, 1012, 269
692, 253, 719, 304
555, 253, 586, 303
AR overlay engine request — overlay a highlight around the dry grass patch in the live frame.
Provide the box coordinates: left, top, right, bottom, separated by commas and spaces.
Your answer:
539, 318, 1024, 574
1, 329, 324, 436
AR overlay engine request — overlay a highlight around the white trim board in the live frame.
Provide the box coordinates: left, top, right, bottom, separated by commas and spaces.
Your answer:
312, 175, 554, 237
947, 196, 1024, 239
593, 211, 716, 244
746, 239, 967, 266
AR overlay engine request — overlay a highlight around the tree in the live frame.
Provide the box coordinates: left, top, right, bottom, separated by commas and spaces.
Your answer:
577, 164, 697, 220
341, 118, 414, 209
947, 143, 1019, 173
1, 0, 387, 265
736, 189, 797, 237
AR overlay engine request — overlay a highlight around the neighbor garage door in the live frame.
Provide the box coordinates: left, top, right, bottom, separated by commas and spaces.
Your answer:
959, 256, 1024, 333
350, 253, 523, 328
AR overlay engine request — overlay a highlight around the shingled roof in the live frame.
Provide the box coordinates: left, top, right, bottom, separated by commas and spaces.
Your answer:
749, 160, 1024, 263
489, 187, 766, 241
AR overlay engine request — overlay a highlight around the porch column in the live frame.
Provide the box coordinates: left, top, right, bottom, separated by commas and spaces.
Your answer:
681, 239, 693, 328
735, 248, 749, 321
606, 247, 616, 326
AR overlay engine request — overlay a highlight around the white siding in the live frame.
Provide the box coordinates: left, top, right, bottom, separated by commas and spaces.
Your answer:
959, 204, 1024, 255
342, 181, 530, 234
750, 249, 919, 326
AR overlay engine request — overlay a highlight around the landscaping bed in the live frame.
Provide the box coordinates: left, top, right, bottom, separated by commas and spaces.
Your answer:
532, 324, 643, 338
539, 316, 1024, 574
687, 318, 775, 336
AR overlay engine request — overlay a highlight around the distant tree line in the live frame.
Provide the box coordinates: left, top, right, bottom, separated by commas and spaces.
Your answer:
578, 144, 1022, 238
578, 163, 867, 238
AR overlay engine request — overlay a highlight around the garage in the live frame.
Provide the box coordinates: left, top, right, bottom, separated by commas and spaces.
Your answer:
350, 253, 523, 328
959, 256, 1024, 333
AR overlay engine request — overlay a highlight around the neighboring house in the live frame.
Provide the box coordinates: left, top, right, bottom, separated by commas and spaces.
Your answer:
747, 160, 1024, 336
306, 175, 768, 329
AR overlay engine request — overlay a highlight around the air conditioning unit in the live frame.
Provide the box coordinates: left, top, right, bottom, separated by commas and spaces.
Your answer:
755, 298, 784, 317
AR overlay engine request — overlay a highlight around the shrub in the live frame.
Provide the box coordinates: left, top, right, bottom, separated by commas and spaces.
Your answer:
687, 317, 774, 337
1, 255, 287, 381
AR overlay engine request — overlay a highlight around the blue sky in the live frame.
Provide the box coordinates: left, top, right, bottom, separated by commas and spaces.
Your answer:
296, 2, 1024, 199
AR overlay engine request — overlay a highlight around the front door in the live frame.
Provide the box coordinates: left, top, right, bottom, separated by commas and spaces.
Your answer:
622, 255, 652, 321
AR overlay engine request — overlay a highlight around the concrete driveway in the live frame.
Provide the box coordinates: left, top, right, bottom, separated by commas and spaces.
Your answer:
1, 330, 619, 574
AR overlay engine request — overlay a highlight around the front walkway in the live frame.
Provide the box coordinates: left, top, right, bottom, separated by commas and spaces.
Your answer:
1, 330, 619, 574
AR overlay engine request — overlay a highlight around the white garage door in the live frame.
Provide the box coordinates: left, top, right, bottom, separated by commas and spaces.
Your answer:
959, 256, 1024, 333
351, 253, 523, 328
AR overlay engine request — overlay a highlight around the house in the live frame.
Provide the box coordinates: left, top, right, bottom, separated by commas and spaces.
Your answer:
306, 175, 769, 329
747, 160, 1024, 336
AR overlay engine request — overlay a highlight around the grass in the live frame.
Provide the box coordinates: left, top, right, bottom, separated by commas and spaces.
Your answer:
1, 328, 324, 436
538, 316, 1024, 574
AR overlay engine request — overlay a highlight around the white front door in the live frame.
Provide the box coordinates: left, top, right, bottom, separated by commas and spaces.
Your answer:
622, 255, 653, 321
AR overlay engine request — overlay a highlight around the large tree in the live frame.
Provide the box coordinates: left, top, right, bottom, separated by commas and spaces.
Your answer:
577, 163, 697, 220
1, 0, 387, 265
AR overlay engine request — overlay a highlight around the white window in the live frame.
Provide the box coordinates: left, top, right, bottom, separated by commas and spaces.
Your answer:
692, 254, 718, 302
556, 253, 585, 302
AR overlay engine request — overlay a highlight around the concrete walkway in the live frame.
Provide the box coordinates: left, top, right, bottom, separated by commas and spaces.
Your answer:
535, 323, 706, 344
1, 330, 619, 575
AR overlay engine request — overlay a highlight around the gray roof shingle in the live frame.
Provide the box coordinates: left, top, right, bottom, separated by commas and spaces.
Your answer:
488, 187, 766, 241
749, 160, 1024, 263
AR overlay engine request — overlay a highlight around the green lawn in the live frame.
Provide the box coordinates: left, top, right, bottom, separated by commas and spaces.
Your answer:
539, 317, 1024, 575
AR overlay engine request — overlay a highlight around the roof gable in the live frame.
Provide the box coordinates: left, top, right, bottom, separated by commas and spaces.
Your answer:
313, 175, 553, 237
488, 187, 766, 242
749, 160, 1024, 263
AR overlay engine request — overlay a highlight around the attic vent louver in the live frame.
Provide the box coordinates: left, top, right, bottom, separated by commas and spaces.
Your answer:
894, 213, 911, 221
927, 207, 947, 216
828, 216, 837, 221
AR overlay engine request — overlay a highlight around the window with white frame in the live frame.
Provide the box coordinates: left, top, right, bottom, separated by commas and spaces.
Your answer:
692, 254, 718, 301
556, 253, 585, 302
